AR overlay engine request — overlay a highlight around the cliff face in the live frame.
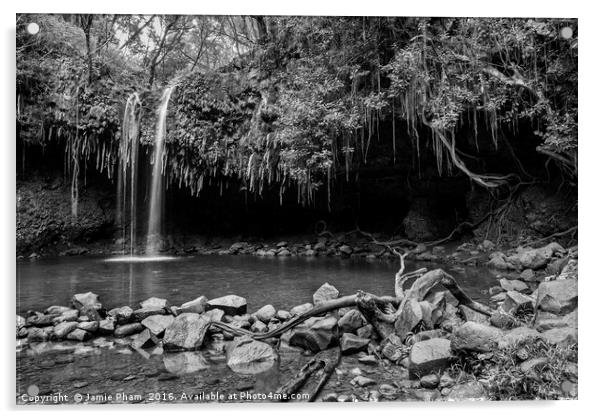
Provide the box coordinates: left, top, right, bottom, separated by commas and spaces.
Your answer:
16, 176, 115, 256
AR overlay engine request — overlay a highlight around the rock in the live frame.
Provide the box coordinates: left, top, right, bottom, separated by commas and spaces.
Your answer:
459, 305, 489, 324
53, 321, 79, 339
254, 305, 276, 323
163, 351, 209, 374
420, 374, 440, 389
412, 389, 441, 401
141, 315, 174, 337
277, 249, 291, 256
71, 292, 101, 310
339, 245, 353, 256
290, 303, 313, 317
163, 313, 210, 351
52, 309, 79, 324
481, 240, 495, 251
313, 282, 339, 305
140, 297, 170, 310
497, 327, 541, 349
289, 316, 338, 352
114, 322, 144, 337
519, 357, 548, 373
108, 306, 134, 325
207, 295, 247, 316
490, 292, 507, 303
381, 334, 404, 362
499, 278, 529, 293
408, 338, 452, 377
226, 336, 278, 374
322, 393, 338, 402
276, 310, 292, 321
276, 241, 288, 247
340, 333, 370, 355
446, 381, 487, 401
27, 327, 51, 341
66, 329, 91, 341
502, 290, 535, 314
357, 324, 374, 339
394, 298, 424, 338
79, 306, 102, 322
350, 376, 376, 387
338, 309, 366, 333
131, 329, 159, 349
78, 321, 99, 333
177, 296, 208, 314
451, 322, 503, 353
439, 374, 455, 388
489, 285, 504, 295
561, 380, 578, 398
535, 310, 577, 332
46, 306, 72, 316
536, 278, 578, 316
250, 320, 268, 333
541, 327, 577, 347
520, 269, 536, 282
489, 311, 519, 329
27, 313, 56, 327
202, 309, 225, 323
132, 307, 165, 322
98, 318, 115, 335
358, 355, 378, 365
488, 254, 511, 270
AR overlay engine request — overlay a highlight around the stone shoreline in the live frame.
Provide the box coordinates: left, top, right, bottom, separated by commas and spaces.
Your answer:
17, 243, 578, 402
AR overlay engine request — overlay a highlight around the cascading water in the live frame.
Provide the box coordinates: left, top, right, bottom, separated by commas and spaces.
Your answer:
146, 85, 176, 255
116, 92, 141, 256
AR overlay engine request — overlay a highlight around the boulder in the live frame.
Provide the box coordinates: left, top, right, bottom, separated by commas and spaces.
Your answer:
489, 311, 519, 330
254, 305, 276, 323
27, 327, 51, 341
107, 306, 134, 325
408, 338, 452, 377
451, 322, 503, 353
52, 309, 79, 324
276, 310, 292, 321
141, 315, 174, 337
338, 309, 366, 333
114, 322, 144, 337
206, 295, 247, 316
394, 298, 424, 338
46, 306, 72, 316
497, 327, 541, 349
27, 313, 56, 327
446, 381, 487, 401
499, 278, 529, 293
140, 297, 169, 310
290, 303, 313, 317
71, 292, 101, 310
339, 245, 353, 256
251, 320, 268, 333
313, 283, 340, 305
289, 316, 338, 353
459, 305, 489, 324
132, 307, 165, 322
177, 296, 208, 314
66, 329, 92, 341
356, 324, 374, 340
502, 290, 535, 314
518, 242, 564, 270
53, 321, 79, 339
420, 374, 440, 389
542, 327, 577, 347
226, 336, 278, 374
78, 321, 99, 333
79, 306, 102, 322
536, 278, 577, 316
535, 310, 577, 332
201, 309, 225, 323
98, 318, 115, 335
340, 333, 370, 354
163, 313, 210, 351
350, 376, 376, 387
130, 329, 158, 349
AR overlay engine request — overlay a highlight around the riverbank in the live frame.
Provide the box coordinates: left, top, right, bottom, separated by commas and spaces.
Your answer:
16, 246, 578, 403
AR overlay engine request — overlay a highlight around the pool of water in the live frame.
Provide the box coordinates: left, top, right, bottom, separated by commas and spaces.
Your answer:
17, 254, 498, 314
16, 254, 500, 404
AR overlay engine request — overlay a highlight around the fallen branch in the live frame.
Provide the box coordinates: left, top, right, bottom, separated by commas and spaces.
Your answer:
275, 356, 325, 401
307, 348, 342, 402
524, 225, 578, 247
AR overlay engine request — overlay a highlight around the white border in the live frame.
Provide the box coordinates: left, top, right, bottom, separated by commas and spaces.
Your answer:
2, 1, 598, 418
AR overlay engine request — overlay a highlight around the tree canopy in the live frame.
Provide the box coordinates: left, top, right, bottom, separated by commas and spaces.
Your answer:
16, 15, 578, 207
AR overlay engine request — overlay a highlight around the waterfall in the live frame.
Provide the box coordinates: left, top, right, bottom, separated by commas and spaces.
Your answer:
116, 92, 141, 256
146, 85, 175, 255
